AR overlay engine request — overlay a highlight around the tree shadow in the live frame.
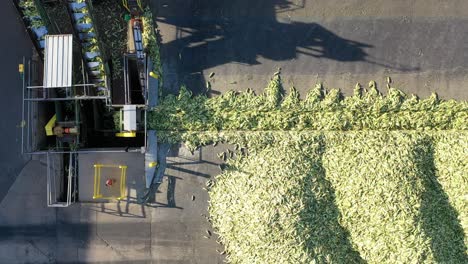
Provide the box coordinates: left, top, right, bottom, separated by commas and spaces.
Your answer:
156, 0, 418, 93
412, 138, 467, 263
296, 136, 365, 263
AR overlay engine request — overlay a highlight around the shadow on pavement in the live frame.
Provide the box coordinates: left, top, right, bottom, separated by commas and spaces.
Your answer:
156, 0, 418, 93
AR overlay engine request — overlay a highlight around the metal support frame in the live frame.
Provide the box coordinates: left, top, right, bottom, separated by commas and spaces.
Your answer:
123, 54, 130, 104
122, 53, 147, 105
25, 84, 108, 101
22, 58, 40, 154
21, 58, 82, 153
46, 152, 78, 207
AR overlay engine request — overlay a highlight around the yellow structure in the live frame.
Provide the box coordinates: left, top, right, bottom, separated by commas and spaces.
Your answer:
122, 0, 143, 12
45, 114, 57, 136
93, 164, 128, 200
149, 71, 159, 79
115, 131, 137, 137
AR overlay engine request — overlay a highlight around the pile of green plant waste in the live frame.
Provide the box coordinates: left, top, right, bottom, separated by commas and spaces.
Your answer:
207, 131, 467, 263
149, 76, 467, 263
92, 2, 162, 86
92, 0, 127, 81
42, 1, 74, 34
149, 76, 466, 138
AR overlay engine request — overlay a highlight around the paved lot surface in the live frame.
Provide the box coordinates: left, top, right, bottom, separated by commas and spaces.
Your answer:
0, 1, 32, 204
155, 0, 468, 99
0, 146, 224, 263
151, 145, 225, 264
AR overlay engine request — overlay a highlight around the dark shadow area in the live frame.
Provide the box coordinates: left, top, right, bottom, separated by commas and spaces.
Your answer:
166, 175, 177, 207
0, 221, 151, 262
412, 138, 467, 263
167, 143, 181, 157
84, 201, 148, 219
166, 163, 211, 178
0, 225, 58, 240
0, 223, 90, 242
156, 0, 418, 93
72, 261, 150, 264
139, 143, 173, 204
0, 0, 34, 204
296, 137, 365, 263
168, 159, 220, 167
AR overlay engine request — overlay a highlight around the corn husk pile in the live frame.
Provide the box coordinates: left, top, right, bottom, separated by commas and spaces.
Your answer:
208, 131, 467, 263
149, 76, 467, 263
149, 77, 467, 140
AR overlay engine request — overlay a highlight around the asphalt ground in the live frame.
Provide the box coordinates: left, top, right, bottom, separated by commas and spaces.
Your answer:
0, 147, 224, 263
155, 0, 468, 100
0, 1, 32, 203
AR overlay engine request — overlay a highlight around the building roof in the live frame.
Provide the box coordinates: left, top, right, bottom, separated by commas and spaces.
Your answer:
43, 35, 73, 88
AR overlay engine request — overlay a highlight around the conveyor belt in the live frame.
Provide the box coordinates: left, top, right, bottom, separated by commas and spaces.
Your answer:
66, 0, 109, 95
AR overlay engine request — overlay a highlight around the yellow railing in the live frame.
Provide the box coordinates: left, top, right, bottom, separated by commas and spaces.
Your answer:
93, 164, 128, 200
122, 0, 143, 12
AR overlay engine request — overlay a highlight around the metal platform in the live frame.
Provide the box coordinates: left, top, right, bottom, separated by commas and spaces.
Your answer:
78, 151, 145, 202
147, 60, 159, 108
145, 130, 158, 188
144, 59, 159, 188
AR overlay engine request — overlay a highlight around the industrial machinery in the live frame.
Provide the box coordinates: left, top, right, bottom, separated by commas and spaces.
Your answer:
122, 0, 146, 104
116, 0, 147, 137
18, 0, 159, 207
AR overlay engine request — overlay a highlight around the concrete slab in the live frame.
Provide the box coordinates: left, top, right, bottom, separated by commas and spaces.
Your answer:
0, 160, 57, 263
0, 160, 55, 226
78, 152, 145, 202
145, 130, 158, 188
54, 200, 153, 263
148, 59, 160, 107
151, 144, 226, 264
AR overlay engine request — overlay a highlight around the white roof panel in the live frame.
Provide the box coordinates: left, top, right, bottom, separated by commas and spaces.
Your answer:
43, 35, 73, 88
123, 105, 137, 131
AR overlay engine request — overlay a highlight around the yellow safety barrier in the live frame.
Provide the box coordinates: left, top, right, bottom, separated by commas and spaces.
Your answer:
115, 131, 137, 137
45, 114, 57, 136
93, 164, 128, 200
122, 0, 143, 12
122, 0, 130, 12
149, 71, 159, 79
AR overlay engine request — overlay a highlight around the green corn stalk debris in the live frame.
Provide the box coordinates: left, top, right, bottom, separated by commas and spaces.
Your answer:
148, 75, 467, 263
206, 131, 467, 264
19, 0, 45, 29
149, 75, 467, 141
